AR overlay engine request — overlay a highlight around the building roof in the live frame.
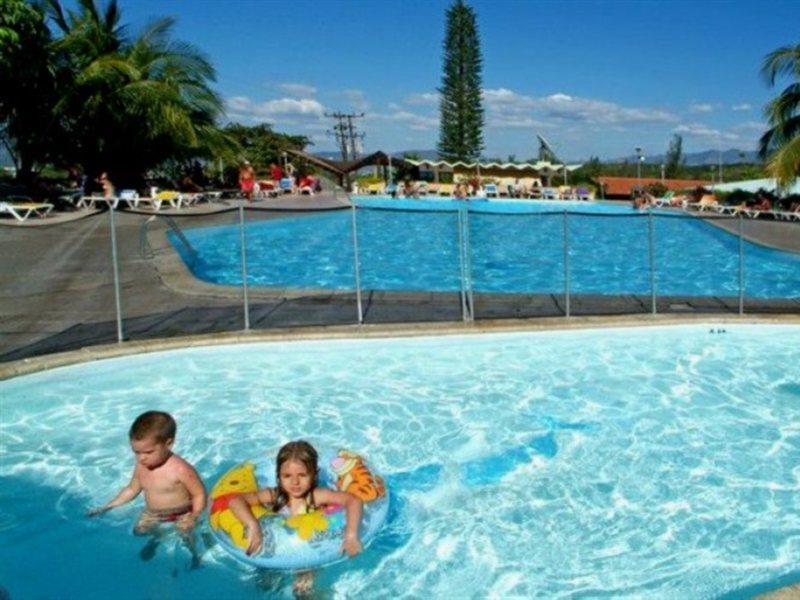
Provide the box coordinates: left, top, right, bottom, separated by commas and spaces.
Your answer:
711, 177, 800, 196
597, 176, 711, 197
405, 159, 574, 172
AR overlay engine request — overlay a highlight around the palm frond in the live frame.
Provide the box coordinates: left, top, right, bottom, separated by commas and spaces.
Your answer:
761, 44, 800, 87
45, 0, 70, 34
765, 133, 800, 188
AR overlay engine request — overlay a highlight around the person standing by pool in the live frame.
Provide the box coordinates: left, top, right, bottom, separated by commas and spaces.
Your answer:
98, 171, 115, 198
269, 162, 283, 189
239, 161, 255, 201
88, 411, 206, 560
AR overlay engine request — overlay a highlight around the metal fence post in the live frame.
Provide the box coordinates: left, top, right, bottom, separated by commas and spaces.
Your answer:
463, 207, 474, 321
457, 208, 468, 321
738, 213, 744, 315
109, 206, 124, 342
563, 210, 570, 317
238, 206, 250, 331
350, 204, 364, 324
648, 209, 656, 315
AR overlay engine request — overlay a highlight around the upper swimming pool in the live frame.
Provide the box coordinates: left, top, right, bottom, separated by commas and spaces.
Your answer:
170, 198, 800, 299
1, 324, 800, 598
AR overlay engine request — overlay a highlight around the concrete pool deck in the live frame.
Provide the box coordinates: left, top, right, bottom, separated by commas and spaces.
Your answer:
1, 194, 798, 364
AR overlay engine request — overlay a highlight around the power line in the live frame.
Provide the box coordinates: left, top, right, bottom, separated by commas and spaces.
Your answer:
326, 112, 365, 162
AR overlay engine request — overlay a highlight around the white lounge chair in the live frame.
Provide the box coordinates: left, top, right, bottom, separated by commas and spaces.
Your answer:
541, 187, 558, 200
484, 183, 499, 198
0, 201, 54, 221
78, 195, 121, 209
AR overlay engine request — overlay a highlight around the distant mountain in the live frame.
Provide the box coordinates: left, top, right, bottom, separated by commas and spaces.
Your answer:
314, 147, 761, 166
612, 148, 760, 166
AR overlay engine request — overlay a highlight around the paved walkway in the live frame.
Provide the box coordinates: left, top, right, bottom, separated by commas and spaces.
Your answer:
1, 195, 798, 363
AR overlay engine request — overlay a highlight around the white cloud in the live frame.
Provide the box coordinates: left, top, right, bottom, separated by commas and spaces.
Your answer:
277, 83, 317, 97
373, 110, 438, 131
341, 89, 370, 112
405, 92, 440, 106
225, 96, 326, 124
480, 88, 679, 128
732, 103, 753, 111
688, 103, 714, 113
731, 120, 765, 133
674, 123, 738, 142
536, 93, 679, 124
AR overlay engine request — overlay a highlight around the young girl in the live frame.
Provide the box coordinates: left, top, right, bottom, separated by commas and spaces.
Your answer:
228, 440, 364, 558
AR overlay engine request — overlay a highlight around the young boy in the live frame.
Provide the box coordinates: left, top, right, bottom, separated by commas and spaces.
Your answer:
88, 411, 206, 537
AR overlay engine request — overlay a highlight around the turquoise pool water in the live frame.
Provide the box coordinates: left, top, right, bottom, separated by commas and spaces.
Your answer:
2, 325, 800, 598
170, 197, 800, 298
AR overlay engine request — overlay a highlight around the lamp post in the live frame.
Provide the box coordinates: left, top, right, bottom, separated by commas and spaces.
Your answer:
635, 147, 644, 183
660, 163, 665, 183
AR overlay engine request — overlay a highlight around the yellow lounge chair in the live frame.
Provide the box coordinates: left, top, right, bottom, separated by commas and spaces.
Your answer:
367, 183, 384, 195
438, 183, 455, 196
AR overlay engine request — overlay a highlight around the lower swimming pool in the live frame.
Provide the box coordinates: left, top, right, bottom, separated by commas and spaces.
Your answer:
171, 198, 800, 299
2, 324, 800, 598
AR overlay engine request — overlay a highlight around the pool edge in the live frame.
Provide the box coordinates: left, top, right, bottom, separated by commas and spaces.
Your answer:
3, 313, 800, 380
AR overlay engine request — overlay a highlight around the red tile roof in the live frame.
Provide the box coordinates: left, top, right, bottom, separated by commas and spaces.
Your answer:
597, 176, 711, 197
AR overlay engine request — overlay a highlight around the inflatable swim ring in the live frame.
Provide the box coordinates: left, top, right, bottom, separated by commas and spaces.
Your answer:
208, 448, 389, 570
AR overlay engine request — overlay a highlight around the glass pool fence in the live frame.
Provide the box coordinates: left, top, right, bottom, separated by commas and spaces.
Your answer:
1, 200, 798, 362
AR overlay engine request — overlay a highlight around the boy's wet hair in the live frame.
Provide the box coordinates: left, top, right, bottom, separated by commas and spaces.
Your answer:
129, 411, 176, 443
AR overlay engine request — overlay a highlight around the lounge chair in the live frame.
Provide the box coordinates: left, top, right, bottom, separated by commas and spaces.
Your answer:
484, 183, 499, 198
438, 183, 455, 196
651, 191, 674, 207
576, 187, 591, 201
775, 206, 800, 221
529, 186, 542, 199
414, 181, 429, 195
279, 178, 294, 194
78, 195, 121, 209
384, 182, 398, 196
367, 183, 384, 195
427, 183, 440, 195
684, 194, 719, 212
0, 201, 54, 221
541, 187, 558, 200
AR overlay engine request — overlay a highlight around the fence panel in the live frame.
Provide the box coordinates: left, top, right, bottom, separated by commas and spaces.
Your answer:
468, 207, 565, 319
353, 202, 463, 323
567, 211, 651, 316
241, 205, 359, 328
739, 216, 800, 314
0, 212, 118, 361
120, 205, 247, 342
653, 212, 743, 314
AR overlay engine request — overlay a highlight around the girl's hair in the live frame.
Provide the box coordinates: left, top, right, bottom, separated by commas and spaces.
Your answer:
273, 440, 319, 513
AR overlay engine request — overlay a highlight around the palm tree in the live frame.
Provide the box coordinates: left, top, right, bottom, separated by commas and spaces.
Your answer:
759, 43, 800, 188
47, 0, 236, 186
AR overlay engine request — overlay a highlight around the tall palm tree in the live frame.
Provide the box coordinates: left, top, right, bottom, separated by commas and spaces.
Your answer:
47, 0, 236, 185
759, 43, 800, 188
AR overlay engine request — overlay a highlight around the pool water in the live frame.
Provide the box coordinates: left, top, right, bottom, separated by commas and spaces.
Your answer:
171, 197, 800, 299
2, 325, 800, 598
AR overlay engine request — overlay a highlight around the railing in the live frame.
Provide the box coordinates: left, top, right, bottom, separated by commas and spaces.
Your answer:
1, 197, 798, 363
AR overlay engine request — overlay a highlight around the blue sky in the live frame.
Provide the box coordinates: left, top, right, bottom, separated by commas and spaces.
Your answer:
114, 0, 797, 161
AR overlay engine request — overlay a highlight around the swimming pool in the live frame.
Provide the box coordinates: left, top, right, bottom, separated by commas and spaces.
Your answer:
170, 198, 800, 299
2, 324, 800, 598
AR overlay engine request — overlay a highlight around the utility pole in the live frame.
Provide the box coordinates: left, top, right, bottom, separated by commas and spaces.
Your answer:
326, 112, 365, 162
326, 111, 365, 189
